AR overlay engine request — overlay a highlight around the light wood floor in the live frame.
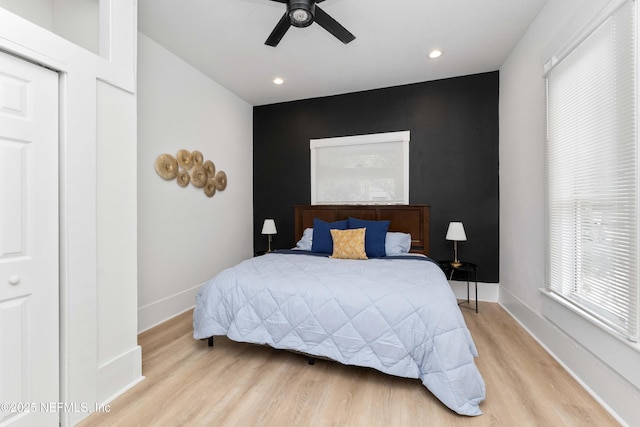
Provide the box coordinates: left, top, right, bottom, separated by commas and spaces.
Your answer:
79, 303, 619, 427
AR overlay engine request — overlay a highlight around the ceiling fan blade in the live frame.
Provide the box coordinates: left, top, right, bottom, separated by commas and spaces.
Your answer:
269, 0, 288, 3
314, 6, 355, 44
265, 12, 291, 47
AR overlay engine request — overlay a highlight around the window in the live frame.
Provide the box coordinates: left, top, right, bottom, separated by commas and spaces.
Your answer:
545, 0, 637, 341
310, 131, 410, 205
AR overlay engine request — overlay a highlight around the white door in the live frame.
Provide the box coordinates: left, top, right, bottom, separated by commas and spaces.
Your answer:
0, 52, 59, 426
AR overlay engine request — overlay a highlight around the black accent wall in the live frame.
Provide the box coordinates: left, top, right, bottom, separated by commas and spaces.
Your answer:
253, 71, 499, 282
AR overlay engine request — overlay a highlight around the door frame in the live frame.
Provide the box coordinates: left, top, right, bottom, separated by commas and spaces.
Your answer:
0, 3, 138, 426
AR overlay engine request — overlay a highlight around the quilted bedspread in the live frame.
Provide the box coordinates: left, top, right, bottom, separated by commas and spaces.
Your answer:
193, 251, 485, 416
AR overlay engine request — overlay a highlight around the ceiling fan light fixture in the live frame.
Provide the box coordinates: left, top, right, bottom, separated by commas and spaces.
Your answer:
264, 0, 355, 47
288, 0, 315, 27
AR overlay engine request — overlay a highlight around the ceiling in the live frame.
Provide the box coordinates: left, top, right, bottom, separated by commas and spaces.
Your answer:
138, 0, 547, 106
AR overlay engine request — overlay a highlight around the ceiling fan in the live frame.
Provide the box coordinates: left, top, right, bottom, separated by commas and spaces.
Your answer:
264, 0, 356, 47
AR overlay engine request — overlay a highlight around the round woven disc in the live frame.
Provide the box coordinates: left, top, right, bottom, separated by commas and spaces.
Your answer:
190, 164, 207, 188
176, 149, 193, 170
204, 178, 217, 197
214, 170, 228, 191
154, 154, 178, 180
192, 150, 204, 166
203, 160, 216, 179
176, 169, 190, 187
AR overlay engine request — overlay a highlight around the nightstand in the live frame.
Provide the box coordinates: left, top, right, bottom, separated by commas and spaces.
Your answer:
437, 260, 478, 313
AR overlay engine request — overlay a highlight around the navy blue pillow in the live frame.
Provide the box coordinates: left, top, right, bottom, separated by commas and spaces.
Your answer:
348, 217, 390, 257
311, 218, 348, 254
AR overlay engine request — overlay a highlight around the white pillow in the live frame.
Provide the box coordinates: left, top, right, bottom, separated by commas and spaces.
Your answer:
294, 227, 314, 251
385, 232, 411, 256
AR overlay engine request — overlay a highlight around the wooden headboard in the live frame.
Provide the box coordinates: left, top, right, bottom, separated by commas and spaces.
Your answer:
294, 205, 431, 256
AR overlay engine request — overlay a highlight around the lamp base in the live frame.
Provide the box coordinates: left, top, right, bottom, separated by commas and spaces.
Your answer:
451, 240, 462, 268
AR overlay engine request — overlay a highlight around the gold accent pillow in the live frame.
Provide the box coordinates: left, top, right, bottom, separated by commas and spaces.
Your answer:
330, 228, 368, 260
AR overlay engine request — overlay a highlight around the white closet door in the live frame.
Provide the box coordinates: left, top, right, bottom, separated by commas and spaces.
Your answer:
0, 51, 59, 426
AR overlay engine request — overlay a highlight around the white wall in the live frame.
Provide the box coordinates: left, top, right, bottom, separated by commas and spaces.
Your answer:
0, 0, 99, 54
137, 33, 254, 332
0, 2, 139, 426
500, 0, 640, 425
53, 0, 100, 55
0, 0, 53, 30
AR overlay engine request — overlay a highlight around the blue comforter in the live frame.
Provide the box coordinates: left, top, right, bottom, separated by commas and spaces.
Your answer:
193, 252, 485, 416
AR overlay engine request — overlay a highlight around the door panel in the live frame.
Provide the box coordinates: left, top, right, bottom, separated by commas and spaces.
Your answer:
0, 141, 26, 256
0, 52, 59, 426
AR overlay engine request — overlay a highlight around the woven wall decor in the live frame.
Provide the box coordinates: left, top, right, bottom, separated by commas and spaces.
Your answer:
154, 150, 228, 198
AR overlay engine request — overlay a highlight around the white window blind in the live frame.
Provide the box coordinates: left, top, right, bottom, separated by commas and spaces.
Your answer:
545, 0, 638, 341
310, 131, 410, 205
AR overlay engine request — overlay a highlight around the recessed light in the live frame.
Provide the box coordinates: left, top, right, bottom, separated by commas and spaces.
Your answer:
273, 77, 284, 85
428, 50, 443, 59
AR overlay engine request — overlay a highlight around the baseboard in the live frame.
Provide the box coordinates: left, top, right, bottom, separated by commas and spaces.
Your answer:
138, 284, 201, 333
448, 280, 499, 302
499, 287, 637, 427
97, 345, 144, 406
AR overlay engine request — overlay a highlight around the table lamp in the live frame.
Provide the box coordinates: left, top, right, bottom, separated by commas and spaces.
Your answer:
261, 219, 277, 252
446, 221, 466, 267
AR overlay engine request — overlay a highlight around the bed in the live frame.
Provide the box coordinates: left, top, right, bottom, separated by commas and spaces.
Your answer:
193, 205, 485, 416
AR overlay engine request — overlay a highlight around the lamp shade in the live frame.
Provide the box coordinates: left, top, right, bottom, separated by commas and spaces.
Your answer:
446, 222, 466, 241
261, 219, 277, 235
